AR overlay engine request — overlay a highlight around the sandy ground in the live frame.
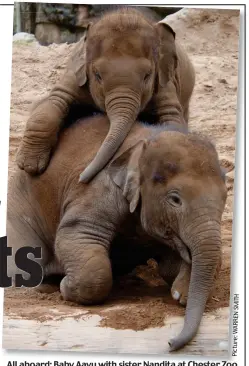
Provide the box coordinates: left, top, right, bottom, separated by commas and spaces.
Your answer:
5, 8, 239, 333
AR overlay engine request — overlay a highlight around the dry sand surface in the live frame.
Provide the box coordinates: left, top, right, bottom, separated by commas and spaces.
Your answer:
5, 8, 240, 334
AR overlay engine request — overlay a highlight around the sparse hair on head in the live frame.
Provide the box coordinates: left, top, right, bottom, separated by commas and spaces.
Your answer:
91, 7, 154, 35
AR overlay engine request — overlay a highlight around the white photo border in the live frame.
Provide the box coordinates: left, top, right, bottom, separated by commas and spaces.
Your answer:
0, 2, 246, 365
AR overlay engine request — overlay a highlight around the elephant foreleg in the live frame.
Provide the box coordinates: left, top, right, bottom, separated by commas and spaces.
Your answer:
171, 261, 191, 306
158, 250, 222, 307
171, 253, 223, 306
54, 218, 113, 305
16, 71, 90, 175
155, 81, 186, 126
157, 250, 191, 307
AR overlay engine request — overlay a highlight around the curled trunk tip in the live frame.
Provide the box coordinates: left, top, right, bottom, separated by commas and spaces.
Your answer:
168, 328, 198, 352
167, 236, 221, 352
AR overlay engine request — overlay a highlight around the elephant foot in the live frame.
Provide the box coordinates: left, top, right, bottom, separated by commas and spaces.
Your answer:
60, 272, 112, 305
16, 141, 52, 175
171, 263, 191, 307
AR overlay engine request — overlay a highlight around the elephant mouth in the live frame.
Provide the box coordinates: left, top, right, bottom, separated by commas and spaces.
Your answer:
150, 229, 192, 265
172, 235, 192, 264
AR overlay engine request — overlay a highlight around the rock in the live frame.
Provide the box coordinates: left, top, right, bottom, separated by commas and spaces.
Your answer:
204, 83, 214, 89
13, 32, 36, 43
218, 78, 228, 84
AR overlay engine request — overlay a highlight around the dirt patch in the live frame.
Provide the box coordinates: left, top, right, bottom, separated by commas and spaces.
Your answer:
5, 8, 239, 331
4, 251, 231, 330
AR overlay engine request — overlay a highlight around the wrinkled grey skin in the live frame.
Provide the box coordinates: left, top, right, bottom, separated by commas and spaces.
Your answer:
8, 114, 226, 351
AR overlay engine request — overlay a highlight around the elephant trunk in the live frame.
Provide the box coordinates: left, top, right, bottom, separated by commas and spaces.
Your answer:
169, 222, 221, 351
79, 89, 140, 183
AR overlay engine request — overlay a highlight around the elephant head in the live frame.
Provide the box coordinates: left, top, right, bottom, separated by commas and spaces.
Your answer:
108, 128, 227, 351
71, 8, 177, 183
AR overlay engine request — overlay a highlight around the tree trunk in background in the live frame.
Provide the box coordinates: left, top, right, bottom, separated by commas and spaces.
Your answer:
19, 2, 36, 34
15, 3, 21, 33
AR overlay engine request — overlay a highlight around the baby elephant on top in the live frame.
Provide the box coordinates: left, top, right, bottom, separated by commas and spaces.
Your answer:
16, 7, 195, 183
8, 113, 227, 352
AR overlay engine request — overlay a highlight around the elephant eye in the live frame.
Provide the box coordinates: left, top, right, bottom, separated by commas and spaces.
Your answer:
144, 71, 152, 82
167, 192, 182, 207
94, 70, 102, 83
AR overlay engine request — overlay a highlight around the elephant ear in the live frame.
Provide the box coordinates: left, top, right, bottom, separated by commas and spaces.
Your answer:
108, 140, 146, 213
69, 22, 92, 87
155, 21, 177, 87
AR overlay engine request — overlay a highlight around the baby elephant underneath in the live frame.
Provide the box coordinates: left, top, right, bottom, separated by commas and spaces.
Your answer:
8, 114, 227, 351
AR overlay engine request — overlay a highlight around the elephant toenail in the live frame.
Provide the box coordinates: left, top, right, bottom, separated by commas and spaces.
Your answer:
172, 290, 180, 300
